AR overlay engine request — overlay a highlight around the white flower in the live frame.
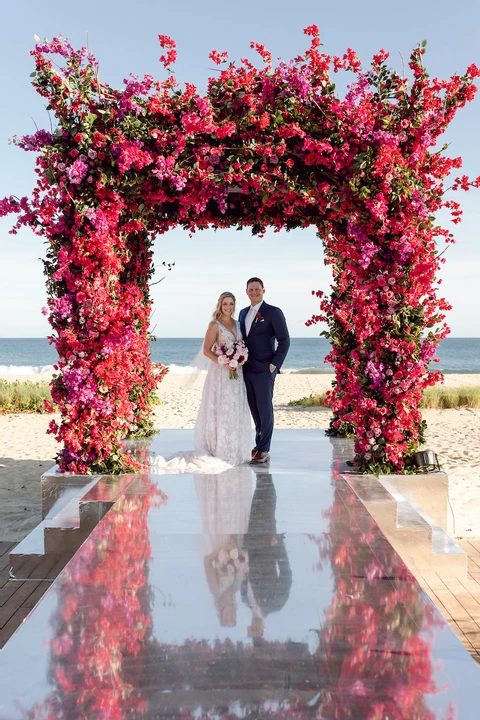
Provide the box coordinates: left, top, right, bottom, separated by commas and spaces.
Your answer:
218, 548, 229, 564
229, 360, 238, 369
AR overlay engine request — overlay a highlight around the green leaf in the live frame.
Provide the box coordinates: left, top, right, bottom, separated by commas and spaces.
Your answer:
34, 34, 40, 42
84, 113, 97, 127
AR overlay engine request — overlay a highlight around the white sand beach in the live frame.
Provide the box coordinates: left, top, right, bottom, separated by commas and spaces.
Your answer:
1, 372, 479, 541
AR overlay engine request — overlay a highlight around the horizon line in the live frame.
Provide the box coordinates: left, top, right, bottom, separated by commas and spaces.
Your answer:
0, 336, 479, 341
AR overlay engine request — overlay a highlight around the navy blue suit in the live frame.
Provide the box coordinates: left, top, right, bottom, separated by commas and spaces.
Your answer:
239, 301, 290, 453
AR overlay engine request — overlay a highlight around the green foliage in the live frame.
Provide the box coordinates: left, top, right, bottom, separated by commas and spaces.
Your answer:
126, 416, 158, 439
288, 392, 328, 407
325, 418, 357, 439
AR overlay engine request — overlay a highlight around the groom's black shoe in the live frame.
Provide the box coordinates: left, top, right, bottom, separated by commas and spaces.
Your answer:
250, 451, 270, 465
252, 448, 258, 460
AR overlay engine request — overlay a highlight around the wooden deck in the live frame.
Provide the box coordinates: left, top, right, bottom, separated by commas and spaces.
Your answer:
0, 541, 55, 648
2, 539, 480, 664
418, 539, 480, 665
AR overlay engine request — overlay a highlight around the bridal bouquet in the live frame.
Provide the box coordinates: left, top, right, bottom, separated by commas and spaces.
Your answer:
216, 339, 248, 379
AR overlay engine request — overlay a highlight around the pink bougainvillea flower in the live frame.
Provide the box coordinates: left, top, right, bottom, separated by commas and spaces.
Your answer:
66, 158, 89, 184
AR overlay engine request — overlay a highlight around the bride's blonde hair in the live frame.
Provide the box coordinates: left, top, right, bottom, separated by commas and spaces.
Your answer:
213, 292, 236, 321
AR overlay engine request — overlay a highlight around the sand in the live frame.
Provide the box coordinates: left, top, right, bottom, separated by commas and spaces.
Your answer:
1, 372, 479, 541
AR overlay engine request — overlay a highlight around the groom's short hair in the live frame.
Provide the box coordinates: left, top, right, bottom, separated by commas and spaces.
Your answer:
246, 277, 264, 288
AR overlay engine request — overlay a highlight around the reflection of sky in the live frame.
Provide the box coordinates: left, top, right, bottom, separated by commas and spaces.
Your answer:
0, 588, 59, 717
149, 534, 334, 646
420, 627, 480, 718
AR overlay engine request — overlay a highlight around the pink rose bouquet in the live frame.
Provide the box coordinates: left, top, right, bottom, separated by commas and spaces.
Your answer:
216, 339, 248, 379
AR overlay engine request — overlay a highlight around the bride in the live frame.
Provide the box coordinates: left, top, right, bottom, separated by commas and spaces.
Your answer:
194, 291, 251, 465
150, 291, 252, 473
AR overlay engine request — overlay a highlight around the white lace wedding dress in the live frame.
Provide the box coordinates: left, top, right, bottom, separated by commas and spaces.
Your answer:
150, 320, 251, 474
195, 467, 252, 626
194, 320, 251, 465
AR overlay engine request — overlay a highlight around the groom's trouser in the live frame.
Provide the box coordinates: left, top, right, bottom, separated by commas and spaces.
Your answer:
243, 369, 277, 452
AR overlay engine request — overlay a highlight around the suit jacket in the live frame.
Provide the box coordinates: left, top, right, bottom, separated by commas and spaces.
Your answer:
239, 301, 290, 373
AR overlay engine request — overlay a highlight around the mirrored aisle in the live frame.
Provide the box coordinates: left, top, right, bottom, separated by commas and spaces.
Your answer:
1, 430, 479, 719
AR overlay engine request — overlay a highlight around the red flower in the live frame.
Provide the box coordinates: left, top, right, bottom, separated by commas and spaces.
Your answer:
304, 24, 319, 37
92, 131, 107, 149
467, 63, 480, 77
209, 49, 228, 65
250, 41, 272, 66
373, 49, 390, 65
158, 34, 177, 68
214, 121, 236, 139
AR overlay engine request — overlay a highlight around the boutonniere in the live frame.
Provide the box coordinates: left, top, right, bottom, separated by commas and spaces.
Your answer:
255, 312, 264, 323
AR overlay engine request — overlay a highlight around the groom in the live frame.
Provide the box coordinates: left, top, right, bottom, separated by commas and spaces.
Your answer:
239, 277, 290, 464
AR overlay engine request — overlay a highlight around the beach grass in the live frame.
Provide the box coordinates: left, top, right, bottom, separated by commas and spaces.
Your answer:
0, 379, 53, 413
288, 392, 328, 408
420, 386, 480, 409
0, 379, 165, 414
289, 386, 480, 410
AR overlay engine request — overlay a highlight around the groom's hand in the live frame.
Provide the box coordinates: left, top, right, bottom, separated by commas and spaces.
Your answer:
269, 364, 276, 373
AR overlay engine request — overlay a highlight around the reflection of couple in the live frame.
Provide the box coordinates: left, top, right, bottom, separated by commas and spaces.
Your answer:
196, 468, 292, 635
194, 277, 290, 466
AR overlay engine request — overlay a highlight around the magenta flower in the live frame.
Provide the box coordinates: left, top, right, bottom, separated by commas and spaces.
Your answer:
66, 158, 89, 184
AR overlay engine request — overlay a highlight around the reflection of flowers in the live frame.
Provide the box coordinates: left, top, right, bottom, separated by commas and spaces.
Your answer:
306, 453, 452, 720
37, 478, 167, 719
209, 542, 249, 596
212, 546, 248, 576
203, 538, 250, 628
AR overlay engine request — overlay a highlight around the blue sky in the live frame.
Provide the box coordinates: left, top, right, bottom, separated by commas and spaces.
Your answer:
0, 0, 479, 338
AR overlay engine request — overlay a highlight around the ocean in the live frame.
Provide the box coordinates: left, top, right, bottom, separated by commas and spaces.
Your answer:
0, 337, 479, 375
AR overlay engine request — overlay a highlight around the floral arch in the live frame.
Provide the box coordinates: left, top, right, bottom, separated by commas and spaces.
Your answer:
1, 26, 479, 475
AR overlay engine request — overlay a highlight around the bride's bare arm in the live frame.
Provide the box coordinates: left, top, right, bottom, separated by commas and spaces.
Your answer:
203, 322, 220, 363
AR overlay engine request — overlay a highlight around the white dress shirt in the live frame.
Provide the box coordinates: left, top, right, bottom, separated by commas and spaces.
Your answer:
245, 301, 263, 336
